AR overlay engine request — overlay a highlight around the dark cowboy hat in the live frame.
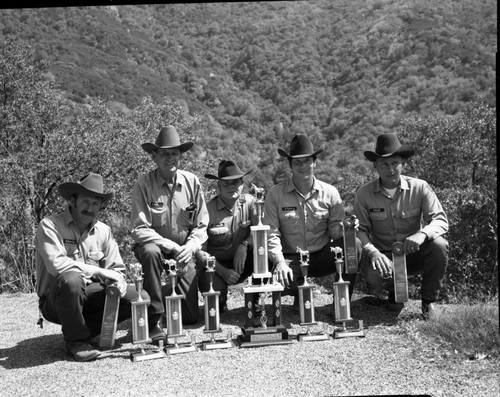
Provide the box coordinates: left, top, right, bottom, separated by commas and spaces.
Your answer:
141, 125, 194, 154
204, 160, 252, 180
277, 134, 323, 159
364, 133, 414, 162
58, 173, 114, 203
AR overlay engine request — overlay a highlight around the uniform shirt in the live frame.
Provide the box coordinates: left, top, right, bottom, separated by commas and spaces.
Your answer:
130, 169, 208, 252
203, 193, 258, 263
35, 206, 125, 297
264, 177, 344, 265
353, 175, 448, 252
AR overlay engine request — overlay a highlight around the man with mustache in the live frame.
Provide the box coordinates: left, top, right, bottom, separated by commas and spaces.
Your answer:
36, 173, 147, 361
131, 126, 209, 343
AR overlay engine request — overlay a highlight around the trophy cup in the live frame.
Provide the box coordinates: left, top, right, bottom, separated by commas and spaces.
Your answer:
129, 263, 166, 362
238, 185, 292, 348
163, 259, 197, 355
392, 242, 409, 303
343, 215, 358, 274
331, 247, 365, 338
296, 247, 329, 342
202, 255, 233, 350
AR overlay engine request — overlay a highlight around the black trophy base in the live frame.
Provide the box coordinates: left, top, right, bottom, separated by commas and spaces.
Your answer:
238, 325, 292, 348
333, 320, 366, 339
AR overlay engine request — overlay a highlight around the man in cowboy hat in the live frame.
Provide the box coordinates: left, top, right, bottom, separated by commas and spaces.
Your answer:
264, 134, 362, 308
195, 160, 259, 312
36, 173, 148, 361
353, 133, 449, 317
130, 125, 209, 342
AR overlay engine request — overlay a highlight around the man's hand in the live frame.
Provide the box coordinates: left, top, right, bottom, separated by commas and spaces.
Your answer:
369, 250, 393, 279
403, 231, 426, 255
274, 261, 293, 287
174, 245, 194, 265
98, 268, 127, 297
218, 265, 240, 285
233, 244, 247, 274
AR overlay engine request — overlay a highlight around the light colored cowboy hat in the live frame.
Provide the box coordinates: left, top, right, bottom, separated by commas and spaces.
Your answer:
58, 173, 114, 203
277, 134, 323, 159
364, 133, 414, 162
204, 160, 252, 180
141, 125, 194, 154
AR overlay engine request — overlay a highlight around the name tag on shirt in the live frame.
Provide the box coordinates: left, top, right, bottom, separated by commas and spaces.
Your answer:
282, 207, 297, 211
63, 238, 77, 244
370, 208, 385, 213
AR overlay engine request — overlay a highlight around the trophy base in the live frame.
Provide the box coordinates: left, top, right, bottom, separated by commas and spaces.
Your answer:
130, 348, 166, 362
165, 344, 197, 355
238, 326, 292, 348
298, 332, 330, 342
202, 339, 234, 350
333, 320, 365, 339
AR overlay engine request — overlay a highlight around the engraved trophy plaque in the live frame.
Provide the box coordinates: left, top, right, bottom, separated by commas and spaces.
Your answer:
99, 284, 120, 348
129, 263, 166, 362
392, 242, 409, 303
163, 259, 197, 355
239, 185, 292, 348
343, 215, 358, 274
331, 247, 365, 338
297, 248, 329, 342
202, 255, 233, 350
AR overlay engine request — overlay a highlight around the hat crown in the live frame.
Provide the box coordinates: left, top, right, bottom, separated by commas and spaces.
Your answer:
78, 173, 105, 194
155, 125, 182, 148
374, 133, 403, 156
218, 160, 243, 178
278, 134, 323, 158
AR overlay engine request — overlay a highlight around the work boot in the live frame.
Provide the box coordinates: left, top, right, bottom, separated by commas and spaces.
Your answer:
421, 300, 437, 320
148, 314, 166, 342
386, 291, 404, 312
65, 341, 101, 362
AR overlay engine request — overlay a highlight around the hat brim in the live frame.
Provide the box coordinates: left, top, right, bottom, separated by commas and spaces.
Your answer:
277, 148, 323, 159
141, 141, 194, 154
58, 183, 114, 203
204, 170, 252, 180
364, 146, 414, 162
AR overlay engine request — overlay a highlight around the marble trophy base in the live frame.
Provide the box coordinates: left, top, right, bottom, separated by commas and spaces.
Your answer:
202, 330, 234, 350
165, 334, 197, 355
333, 320, 365, 339
297, 324, 330, 342
131, 340, 167, 362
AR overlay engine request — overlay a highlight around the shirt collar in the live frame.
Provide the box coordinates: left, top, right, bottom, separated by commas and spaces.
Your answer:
286, 176, 320, 194
373, 176, 410, 192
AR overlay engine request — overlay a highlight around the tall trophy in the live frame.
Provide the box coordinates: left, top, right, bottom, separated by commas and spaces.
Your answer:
202, 255, 233, 350
238, 185, 292, 348
129, 263, 166, 362
296, 248, 329, 342
99, 283, 120, 348
331, 247, 365, 338
343, 215, 358, 274
392, 242, 409, 303
163, 259, 197, 355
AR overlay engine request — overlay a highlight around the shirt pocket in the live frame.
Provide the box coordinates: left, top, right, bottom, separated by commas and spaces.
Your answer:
401, 207, 421, 219
151, 206, 167, 228
179, 207, 196, 229
279, 209, 300, 235
208, 225, 231, 246
369, 211, 388, 221
312, 210, 329, 233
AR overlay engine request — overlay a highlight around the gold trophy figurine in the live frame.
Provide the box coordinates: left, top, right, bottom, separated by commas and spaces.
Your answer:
129, 263, 166, 362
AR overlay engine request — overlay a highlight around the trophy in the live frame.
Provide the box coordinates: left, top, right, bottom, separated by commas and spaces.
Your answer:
99, 284, 121, 348
343, 215, 358, 274
202, 255, 233, 350
129, 263, 166, 362
296, 247, 329, 342
238, 185, 292, 348
163, 259, 197, 355
331, 247, 365, 338
392, 242, 409, 303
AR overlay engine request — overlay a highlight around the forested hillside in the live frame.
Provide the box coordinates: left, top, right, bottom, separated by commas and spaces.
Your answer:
0, 0, 496, 186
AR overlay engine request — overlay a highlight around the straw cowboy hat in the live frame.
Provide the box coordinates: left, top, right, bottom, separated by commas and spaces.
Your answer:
141, 125, 193, 154
364, 133, 414, 162
58, 173, 114, 203
204, 160, 252, 180
277, 134, 323, 159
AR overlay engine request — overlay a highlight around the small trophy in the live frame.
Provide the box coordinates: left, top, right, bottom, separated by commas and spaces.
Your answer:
164, 259, 197, 355
129, 263, 166, 362
343, 215, 358, 274
99, 284, 121, 348
202, 255, 233, 350
239, 185, 292, 348
331, 247, 365, 339
392, 242, 409, 303
296, 247, 329, 342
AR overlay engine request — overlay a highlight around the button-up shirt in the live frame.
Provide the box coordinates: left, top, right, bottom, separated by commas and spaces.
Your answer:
35, 206, 125, 297
264, 177, 344, 265
130, 169, 208, 252
353, 176, 448, 252
202, 194, 258, 263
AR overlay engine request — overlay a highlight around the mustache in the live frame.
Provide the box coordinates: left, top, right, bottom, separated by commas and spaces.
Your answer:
81, 210, 96, 217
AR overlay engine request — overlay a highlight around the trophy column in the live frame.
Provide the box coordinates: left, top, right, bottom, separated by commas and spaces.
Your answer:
343, 215, 359, 274
238, 185, 292, 348
129, 263, 166, 362
202, 255, 233, 350
99, 284, 120, 348
164, 259, 197, 355
331, 247, 365, 338
392, 242, 409, 303
297, 248, 329, 342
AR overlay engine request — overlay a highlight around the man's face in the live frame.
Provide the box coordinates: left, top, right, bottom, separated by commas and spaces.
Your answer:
291, 156, 316, 180
218, 178, 244, 202
71, 194, 103, 228
374, 155, 404, 188
153, 148, 181, 175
